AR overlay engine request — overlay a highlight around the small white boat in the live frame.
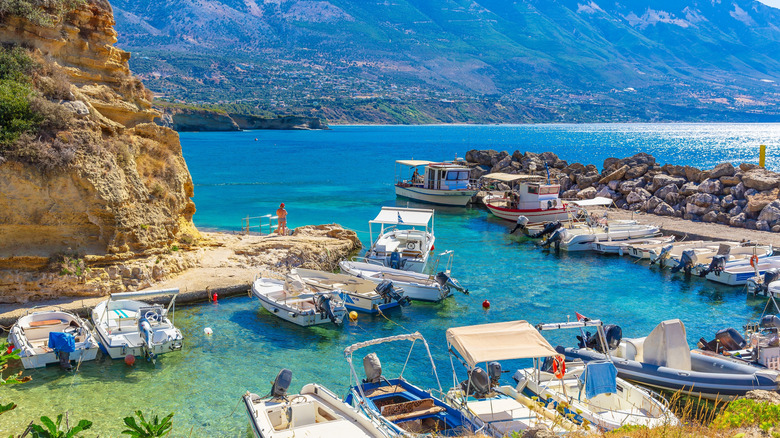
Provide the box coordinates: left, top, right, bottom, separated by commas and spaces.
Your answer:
291, 268, 410, 314
594, 236, 674, 256
8, 309, 99, 370
482, 173, 571, 224
366, 207, 436, 273
395, 160, 477, 206
244, 369, 395, 438
707, 256, 780, 286
627, 237, 689, 259
747, 269, 780, 296
251, 277, 347, 327
91, 289, 183, 360
542, 221, 661, 252
339, 258, 466, 302
666, 243, 773, 276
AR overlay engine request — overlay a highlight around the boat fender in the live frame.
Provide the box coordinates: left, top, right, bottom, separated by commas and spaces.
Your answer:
552, 355, 566, 379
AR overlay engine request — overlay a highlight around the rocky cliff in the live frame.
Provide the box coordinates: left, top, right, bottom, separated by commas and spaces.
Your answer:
153, 106, 328, 131
0, 0, 199, 303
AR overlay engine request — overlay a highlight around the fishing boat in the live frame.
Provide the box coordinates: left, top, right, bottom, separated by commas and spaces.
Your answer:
251, 276, 347, 327
531, 320, 678, 431
481, 173, 571, 224
244, 369, 395, 438
344, 332, 488, 436
705, 256, 780, 286
394, 160, 477, 206
445, 321, 579, 435
365, 207, 435, 273
7, 308, 99, 370
558, 318, 780, 400
593, 236, 674, 256
91, 289, 183, 360
291, 268, 410, 314
339, 256, 466, 302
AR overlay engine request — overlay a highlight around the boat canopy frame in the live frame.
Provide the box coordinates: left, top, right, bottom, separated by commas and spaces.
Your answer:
368, 207, 434, 245
103, 288, 180, 327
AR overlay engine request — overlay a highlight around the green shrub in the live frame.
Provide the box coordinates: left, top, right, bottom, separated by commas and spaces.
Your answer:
0, 0, 87, 27
30, 413, 92, 438
712, 398, 780, 432
122, 411, 173, 437
0, 45, 38, 83
0, 79, 41, 145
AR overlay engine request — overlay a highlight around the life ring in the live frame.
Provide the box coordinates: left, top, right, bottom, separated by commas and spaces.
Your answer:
552, 355, 566, 379
750, 255, 759, 268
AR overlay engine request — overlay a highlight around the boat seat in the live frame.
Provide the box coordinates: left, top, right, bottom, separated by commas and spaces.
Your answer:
29, 319, 68, 327
381, 398, 445, 422
622, 337, 646, 362
364, 385, 406, 398
290, 402, 317, 427
401, 250, 423, 258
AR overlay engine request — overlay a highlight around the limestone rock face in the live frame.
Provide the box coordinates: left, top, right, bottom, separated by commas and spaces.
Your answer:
0, 1, 198, 301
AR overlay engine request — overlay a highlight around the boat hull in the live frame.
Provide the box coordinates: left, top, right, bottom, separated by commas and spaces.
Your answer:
395, 185, 476, 206
486, 203, 570, 223
94, 328, 183, 359
705, 256, 780, 286
8, 310, 101, 369
338, 291, 399, 314
339, 261, 451, 302
255, 293, 339, 327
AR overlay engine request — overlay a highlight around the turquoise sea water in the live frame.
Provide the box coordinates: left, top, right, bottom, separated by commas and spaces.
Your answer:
2, 124, 780, 436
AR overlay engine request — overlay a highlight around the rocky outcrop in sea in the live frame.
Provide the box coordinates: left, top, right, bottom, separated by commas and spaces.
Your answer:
465, 149, 780, 232
154, 107, 328, 131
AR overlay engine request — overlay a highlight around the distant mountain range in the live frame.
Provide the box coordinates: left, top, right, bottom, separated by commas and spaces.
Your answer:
111, 0, 780, 123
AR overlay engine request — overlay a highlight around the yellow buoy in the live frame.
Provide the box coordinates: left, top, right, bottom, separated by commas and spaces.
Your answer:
349, 311, 358, 321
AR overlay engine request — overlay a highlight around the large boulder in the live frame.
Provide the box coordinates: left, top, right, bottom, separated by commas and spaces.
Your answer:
596, 186, 618, 199
466, 149, 499, 166
626, 188, 651, 204
618, 180, 639, 195
684, 166, 702, 182
740, 163, 760, 172
757, 220, 772, 231
732, 182, 746, 200
730, 212, 747, 227
743, 169, 780, 191
720, 174, 742, 186
559, 174, 572, 192
576, 172, 601, 189
646, 196, 663, 211
599, 164, 629, 184
602, 157, 620, 173
689, 193, 720, 208
625, 164, 649, 179
654, 201, 675, 216
729, 205, 743, 216
577, 187, 597, 199
686, 202, 709, 216
662, 164, 687, 177
490, 154, 513, 173
758, 200, 780, 228
702, 211, 719, 223
511, 150, 524, 161
720, 195, 735, 209
665, 192, 682, 206
680, 182, 699, 196
607, 179, 621, 191
562, 189, 579, 199
651, 174, 686, 192
746, 188, 780, 214
710, 162, 737, 179
654, 183, 679, 200
565, 162, 587, 175
698, 178, 724, 195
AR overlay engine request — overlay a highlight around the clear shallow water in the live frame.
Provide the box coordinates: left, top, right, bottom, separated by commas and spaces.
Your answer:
2, 124, 779, 436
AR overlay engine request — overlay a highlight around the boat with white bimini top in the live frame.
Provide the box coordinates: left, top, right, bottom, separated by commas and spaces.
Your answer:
344, 333, 488, 437
531, 320, 678, 431
290, 268, 411, 314
8, 308, 99, 370
251, 276, 347, 327
445, 321, 578, 436
91, 289, 183, 361
559, 318, 780, 400
366, 207, 435, 273
244, 369, 396, 438
481, 173, 570, 224
394, 160, 477, 206
340, 254, 467, 302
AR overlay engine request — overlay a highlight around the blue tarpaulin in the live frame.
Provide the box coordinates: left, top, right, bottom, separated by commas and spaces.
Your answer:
579, 360, 618, 399
48, 332, 76, 353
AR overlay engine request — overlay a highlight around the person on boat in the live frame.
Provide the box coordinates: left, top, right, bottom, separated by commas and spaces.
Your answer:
412, 168, 422, 185
276, 203, 288, 235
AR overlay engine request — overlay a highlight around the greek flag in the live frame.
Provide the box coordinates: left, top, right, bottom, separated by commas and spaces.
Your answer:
397, 212, 404, 223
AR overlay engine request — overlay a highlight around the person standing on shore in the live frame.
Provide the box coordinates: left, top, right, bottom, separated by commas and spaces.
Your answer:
276, 203, 288, 235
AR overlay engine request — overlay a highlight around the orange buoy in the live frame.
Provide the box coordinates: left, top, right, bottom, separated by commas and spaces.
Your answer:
482, 300, 490, 309
124, 354, 136, 366
349, 311, 358, 321
212, 292, 218, 303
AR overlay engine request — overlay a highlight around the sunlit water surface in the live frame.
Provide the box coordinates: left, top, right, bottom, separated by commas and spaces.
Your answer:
2, 124, 779, 436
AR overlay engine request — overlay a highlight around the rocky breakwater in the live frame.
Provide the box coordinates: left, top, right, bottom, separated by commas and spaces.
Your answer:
465, 149, 780, 232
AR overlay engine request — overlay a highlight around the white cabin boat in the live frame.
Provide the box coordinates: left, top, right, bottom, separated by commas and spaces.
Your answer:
91, 289, 183, 360
244, 369, 395, 438
339, 259, 466, 302
8, 309, 99, 370
395, 160, 477, 206
291, 268, 410, 314
366, 207, 435, 273
251, 277, 347, 327
482, 173, 570, 224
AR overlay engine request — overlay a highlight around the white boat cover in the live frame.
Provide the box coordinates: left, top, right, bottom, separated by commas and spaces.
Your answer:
482, 173, 545, 183
568, 197, 613, 207
344, 332, 425, 356
396, 159, 433, 167
110, 288, 179, 300
642, 319, 691, 371
370, 207, 433, 226
446, 320, 558, 367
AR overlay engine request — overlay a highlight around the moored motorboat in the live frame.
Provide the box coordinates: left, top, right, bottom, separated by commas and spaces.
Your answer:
91, 289, 183, 361
394, 160, 477, 206
8, 308, 99, 370
559, 318, 780, 400
665, 243, 773, 276
244, 369, 395, 438
594, 236, 674, 256
365, 207, 436, 273
707, 256, 780, 286
344, 333, 488, 437
339, 258, 466, 302
481, 173, 570, 224
251, 276, 347, 327
291, 268, 410, 314
541, 221, 661, 252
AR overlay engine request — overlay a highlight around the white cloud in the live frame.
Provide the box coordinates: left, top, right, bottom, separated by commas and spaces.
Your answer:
757, 0, 780, 8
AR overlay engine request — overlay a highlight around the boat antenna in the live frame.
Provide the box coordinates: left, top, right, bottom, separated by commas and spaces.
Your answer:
545, 162, 550, 184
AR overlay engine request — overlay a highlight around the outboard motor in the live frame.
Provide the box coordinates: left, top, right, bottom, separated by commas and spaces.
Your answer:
461, 367, 490, 398
671, 249, 697, 274
389, 251, 401, 270
715, 328, 747, 351
528, 221, 562, 239
651, 244, 674, 266
374, 280, 411, 307
138, 317, 155, 360
750, 269, 780, 295
314, 293, 340, 325
487, 361, 502, 387
271, 368, 293, 399
49, 331, 76, 371
511, 216, 529, 235
434, 272, 468, 295
760, 315, 780, 332
540, 228, 565, 250
699, 255, 727, 277
579, 324, 622, 353
363, 353, 383, 383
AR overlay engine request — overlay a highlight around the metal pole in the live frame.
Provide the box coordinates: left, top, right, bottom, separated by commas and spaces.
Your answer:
760, 145, 766, 168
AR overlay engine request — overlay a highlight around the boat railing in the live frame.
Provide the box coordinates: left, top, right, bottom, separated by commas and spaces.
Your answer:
24, 305, 68, 316
349, 256, 387, 267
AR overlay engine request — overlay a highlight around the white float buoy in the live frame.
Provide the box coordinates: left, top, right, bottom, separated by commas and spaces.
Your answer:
204, 327, 213, 335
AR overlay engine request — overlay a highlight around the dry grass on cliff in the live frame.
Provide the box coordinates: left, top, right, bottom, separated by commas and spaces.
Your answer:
0, 0, 86, 27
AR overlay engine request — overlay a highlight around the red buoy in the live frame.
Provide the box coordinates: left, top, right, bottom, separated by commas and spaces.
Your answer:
124, 354, 136, 366
6, 344, 14, 354
212, 292, 218, 303
482, 300, 490, 309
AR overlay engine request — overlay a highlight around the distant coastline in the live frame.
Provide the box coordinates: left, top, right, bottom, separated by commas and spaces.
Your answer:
153, 105, 328, 132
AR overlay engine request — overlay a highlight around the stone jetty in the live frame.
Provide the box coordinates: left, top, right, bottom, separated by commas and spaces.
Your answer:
465, 149, 780, 232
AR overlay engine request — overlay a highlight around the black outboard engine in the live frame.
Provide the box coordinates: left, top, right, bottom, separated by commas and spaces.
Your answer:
671, 249, 697, 274
765, 269, 780, 286
511, 216, 529, 235
540, 228, 564, 250
529, 221, 562, 239
374, 280, 411, 307
434, 272, 468, 295
699, 255, 727, 277
761, 315, 780, 332
314, 293, 339, 325
651, 244, 673, 266
487, 361, 502, 387
271, 368, 293, 399
461, 367, 490, 398
578, 325, 622, 353
715, 328, 747, 351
